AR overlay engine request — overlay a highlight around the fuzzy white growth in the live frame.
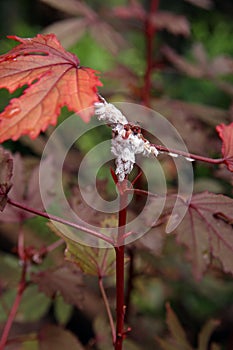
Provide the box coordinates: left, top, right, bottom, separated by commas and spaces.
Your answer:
94, 98, 128, 125
95, 98, 159, 182
111, 132, 158, 182
95, 97, 195, 180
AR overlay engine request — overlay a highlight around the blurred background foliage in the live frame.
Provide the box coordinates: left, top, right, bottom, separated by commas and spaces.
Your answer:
0, 1, 233, 349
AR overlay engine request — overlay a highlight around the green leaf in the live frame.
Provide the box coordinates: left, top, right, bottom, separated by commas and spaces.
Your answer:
156, 303, 193, 350
0, 252, 21, 288
54, 296, 73, 325
5, 333, 38, 350
198, 319, 220, 350
132, 278, 164, 315
165, 303, 193, 350
157, 304, 221, 350
38, 325, 84, 350
48, 223, 116, 276
93, 315, 112, 350
18, 285, 51, 322
65, 240, 116, 276
0, 289, 16, 322
156, 338, 181, 350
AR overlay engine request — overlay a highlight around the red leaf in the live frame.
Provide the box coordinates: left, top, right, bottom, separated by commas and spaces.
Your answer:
216, 122, 233, 172
31, 263, 84, 307
176, 192, 233, 279
145, 192, 233, 279
0, 34, 102, 142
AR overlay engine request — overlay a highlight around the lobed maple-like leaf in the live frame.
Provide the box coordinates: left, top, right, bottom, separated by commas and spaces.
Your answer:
42, 0, 126, 54
0, 147, 13, 211
31, 263, 84, 308
216, 122, 233, 172
156, 303, 220, 350
174, 192, 233, 279
65, 241, 116, 276
48, 222, 116, 276
0, 34, 102, 142
145, 192, 233, 280
114, 4, 190, 36
162, 44, 233, 79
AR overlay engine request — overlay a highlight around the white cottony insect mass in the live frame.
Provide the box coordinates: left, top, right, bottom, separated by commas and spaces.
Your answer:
94, 97, 128, 125
95, 98, 159, 182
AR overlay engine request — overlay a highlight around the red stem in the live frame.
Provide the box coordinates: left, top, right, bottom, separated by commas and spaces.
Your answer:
153, 144, 225, 164
7, 198, 114, 245
142, 0, 160, 106
18, 223, 25, 261
46, 239, 64, 253
114, 180, 128, 350
0, 263, 28, 349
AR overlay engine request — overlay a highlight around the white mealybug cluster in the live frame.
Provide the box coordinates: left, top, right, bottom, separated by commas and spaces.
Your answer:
94, 98, 159, 182
94, 98, 128, 125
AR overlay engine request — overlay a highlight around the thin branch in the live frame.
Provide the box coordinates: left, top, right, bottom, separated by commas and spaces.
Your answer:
125, 188, 160, 197
17, 223, 25, 261
154, 144, 225, 164
33, 239, 65, 263
7, 198, 114, 245
98, 276, 116, 344
46, 239, 64, 253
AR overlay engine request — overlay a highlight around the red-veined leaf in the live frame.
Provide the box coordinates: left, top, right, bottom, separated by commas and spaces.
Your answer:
48, 223, 117, 276
216, 122, 233, 172
145, 192, 233, 279
173, 192, 233, 279
0, 34, 102, 142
